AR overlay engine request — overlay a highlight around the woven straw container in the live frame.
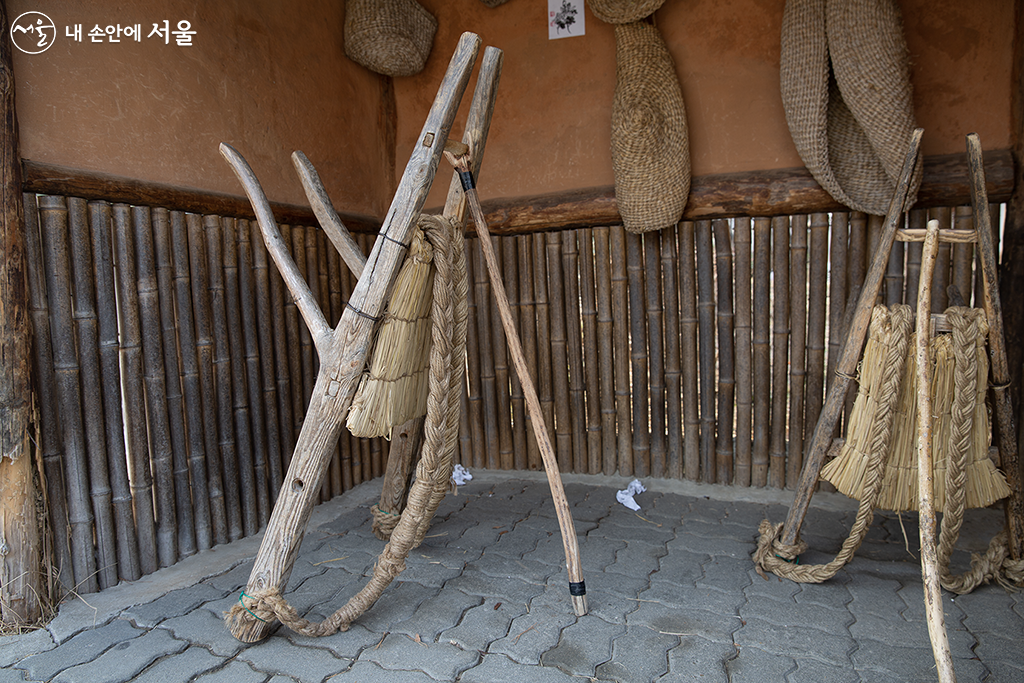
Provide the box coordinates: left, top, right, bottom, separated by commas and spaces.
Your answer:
588, 0, 665, 24
344, 0, 437, 77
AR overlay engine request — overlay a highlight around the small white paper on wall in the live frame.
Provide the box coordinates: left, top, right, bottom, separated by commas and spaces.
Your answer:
548, 0, 585, 40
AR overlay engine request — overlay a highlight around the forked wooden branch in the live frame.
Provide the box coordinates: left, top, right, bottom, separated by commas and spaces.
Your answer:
291, 150, 366, 278
224, 31, 482, 643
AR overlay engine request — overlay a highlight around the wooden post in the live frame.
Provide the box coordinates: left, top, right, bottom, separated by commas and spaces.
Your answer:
0, 2, 42, 625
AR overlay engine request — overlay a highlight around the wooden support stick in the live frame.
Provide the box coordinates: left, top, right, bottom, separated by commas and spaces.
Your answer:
915, 220, 957, 683
780, 128, 923, 548
449, 151, 588, 617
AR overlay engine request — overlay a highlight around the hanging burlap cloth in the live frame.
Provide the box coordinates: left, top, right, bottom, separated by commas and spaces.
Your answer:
344, 0, 437, 77
589, 0, 689, 233
780, 0, 922, 215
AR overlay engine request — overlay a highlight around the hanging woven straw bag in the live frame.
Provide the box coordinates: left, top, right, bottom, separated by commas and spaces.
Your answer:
780, 0, 922, 216
344, 0, 437, 77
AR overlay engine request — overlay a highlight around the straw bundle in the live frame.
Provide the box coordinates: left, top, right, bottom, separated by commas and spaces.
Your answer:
822, 305, 1010, 511
346, 224, 434, 438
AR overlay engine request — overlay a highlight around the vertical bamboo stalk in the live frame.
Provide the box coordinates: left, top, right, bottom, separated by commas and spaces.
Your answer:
533, 232, 556, 471
236, 219, 271, 524
24, 194, 76, 592
975, 204, 1001, 309
473, 240, 499, 469
661, 226, 682, 479
325, 240, 344, 497
679, 221, 699, 481
564, 231, 588, 473
338, 244, 358, 487
594, 227, 618, 475
65, 198, 118, 588
577, 230, 601, 473
464, 238, 486, 470
89, 200, 141, 578
826, 212, 849, 392
171, 211, 213, 552
929, 207, 952, 312
494, 237, 515, 469
133, 206, 179, 566
752, 217, 771, 487
204, 214, 243, 541
885, 232, 905, 307
151, 207, 197, 558
952, 206, 975, 303
695, 221, 715, 483
252, 218, 284, 499
644, 233, 666, 478
187, 213, 229, 546
370, 437, 384, 481
804, 213, 829, 455
769, 216, 790, 489
505, 236, 528, 471
518, 234, 541, 471
291, 225, 314, 425
733, 217, 753, 487
787, 215, 808, 489
547, 232, 572, 472
609, 227, 632, 474
112, 202, 159, 574
904, 209, 925, 310
844, 211, 867, 424
713, 219, 735, 485
626, 231, 650, 477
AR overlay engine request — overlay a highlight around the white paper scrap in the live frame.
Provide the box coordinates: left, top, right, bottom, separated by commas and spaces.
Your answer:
616, 478, 646, 511
451, 463, 473, 486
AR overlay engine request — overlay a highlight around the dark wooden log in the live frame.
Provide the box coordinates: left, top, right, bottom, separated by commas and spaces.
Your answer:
564, 231, 588, 474
713, 219, 735, 485
170, 210, 213, 551
204, 214, 243, 541
518, 234, 541, 471
733, 217, 753, 487
533, 232, 557, 471
472, 241, 499, 469
626, 231, 650, 478
787, 215, 808, 490
752, 217, 771, 487
505, 235, 527, 471
695, 221, 716, 483
678, 222, 699, 481
594, 227, 618, 475
610, 226, 633, 474
547, 232, 572, 472
463, 238, 486, 470
151, 207, 196, 559
644, 233, 666, 479
661, 226, 682, 479
251, 217, 284, 499
770, 216, 790, 489
23, 193, 75, 592
804, 213, 829, 457
186, 213, 229, 546
67, 197, 118, 587
112, 203, 158, 575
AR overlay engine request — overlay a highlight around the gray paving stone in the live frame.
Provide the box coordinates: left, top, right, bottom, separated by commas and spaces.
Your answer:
158, 607, 247, 657
741, 594, 853, 633
357, 631, 478, 680
744, 570, 802, 602
399, 552, 465, 587
972, 632, 1024, 678
349, 581, 440, 633
956, 585, 1024, 639
671, 528, 757, 559
785, 658, 860, 683
648, 548, 707, 587
578, 565, 650, 602
540, 615, 624, 678
590, 517, 677, 545
724, 645, 795, 683
489, 522, 543, 559
734, 616, 855, 668
122, 582, 228, 628
338, 660, 437, 682
234, 635, 349, 681
386, 585, 481, 640
15, 618, 143, 682
131, 645, 225, 683
440, 598, 526, 652
193, 659, 267, 683
604, 539, 668, 580
282, 622, 380, 660
465, 551, 555, 585
850, 637, 988, 682
524, 532, 622, 571
0, 669, 26, 683
51, 628, 188, 683
696, 556, 755, 593
663, 635, 738, 682
460, 653, 580, 682
639, 581, 745, 615
0, 628, 54, 668
792, 575, 853, 611
204, 561, 257, 592
488, 591, 577, 665
630, 601, 739, 645
595, 622, 676, 682
444, 567, 545, 608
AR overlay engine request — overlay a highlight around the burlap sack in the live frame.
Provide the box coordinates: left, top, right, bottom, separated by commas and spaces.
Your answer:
344, 0, 437, 77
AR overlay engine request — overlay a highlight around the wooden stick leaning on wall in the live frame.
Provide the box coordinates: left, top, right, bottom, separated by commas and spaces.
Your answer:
448, 148, 588, 616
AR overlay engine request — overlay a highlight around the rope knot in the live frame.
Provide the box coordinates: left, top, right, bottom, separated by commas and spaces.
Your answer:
371, 504, 402, 540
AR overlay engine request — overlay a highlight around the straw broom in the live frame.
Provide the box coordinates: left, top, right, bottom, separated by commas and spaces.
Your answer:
346, 224, 435, 438
821, 305, 1010, 511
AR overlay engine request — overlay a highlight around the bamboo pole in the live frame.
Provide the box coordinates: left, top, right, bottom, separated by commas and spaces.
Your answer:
577, 229, 601, 474
885, 225, 906, 307
252, 217, 285, 498
473, 241, 499, 469
787, 215, 807, 490
695, 221, 716, 483
533, 232, 556, 471
547, 232, 572, 472
491, 237, 513, 470
187, 213, 229, 546
564, 231, 588, 474
278, 224, 304, 459
67, 198, 119, 587
112, 203, 159, 575
733, 217, 753, 487
714, 219, 735, 485
645, 233, 666, 479
752, 217, 771, 487
930, 207, 952, 312
661, 226, 682, 479
679, 221, 699, 481
133, 206, 179, 566
291, 225, 315, 443
237, 219, 271, 523
594, 227, 617, 475
844, 211, 866, 425
325, 241, 344, 497
626, 231, 650, 477
204, 214, 243, 541
151, 207, 197, 558
826, 212, 849, 395
914, 220, 957, 683
505, 236, 528, 471
804, 213, 829, 457
770, 216, 790, 489
610, 226, 632, 474
464, 239, 486, 470
171, 210, 213, 551
952, 206, 975, 303
905, 209, 925, 310
518, 235, 541, 471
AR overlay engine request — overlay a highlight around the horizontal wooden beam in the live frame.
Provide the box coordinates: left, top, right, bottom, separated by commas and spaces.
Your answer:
21, 159, 381, 234
23, 149, 1014, 238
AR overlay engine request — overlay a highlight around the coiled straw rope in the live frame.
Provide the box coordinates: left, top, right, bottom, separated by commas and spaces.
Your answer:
225, 213, 467, 636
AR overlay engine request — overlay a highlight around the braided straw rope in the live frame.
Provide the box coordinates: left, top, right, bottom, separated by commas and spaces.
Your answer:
225, 214, 467, 636
755, 305, 914, 581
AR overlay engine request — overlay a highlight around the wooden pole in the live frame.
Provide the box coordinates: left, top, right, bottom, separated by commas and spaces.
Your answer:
661, 226, 682, 479
714, 219, 735, 485
610, 226, 633, 474
645, 234, 666, 478
787, 215, 808, 489
626, 231, 650, 477
564, 232, 588, 474
679, 222, 699, 481
733, 217, 753, 487
594, 227, 617, 475
695, 221, 715, 483
0, 0, 42, 619
752, 217, 771, 487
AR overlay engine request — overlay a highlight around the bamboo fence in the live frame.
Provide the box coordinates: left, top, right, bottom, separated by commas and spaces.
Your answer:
21, 185, 1006, 593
